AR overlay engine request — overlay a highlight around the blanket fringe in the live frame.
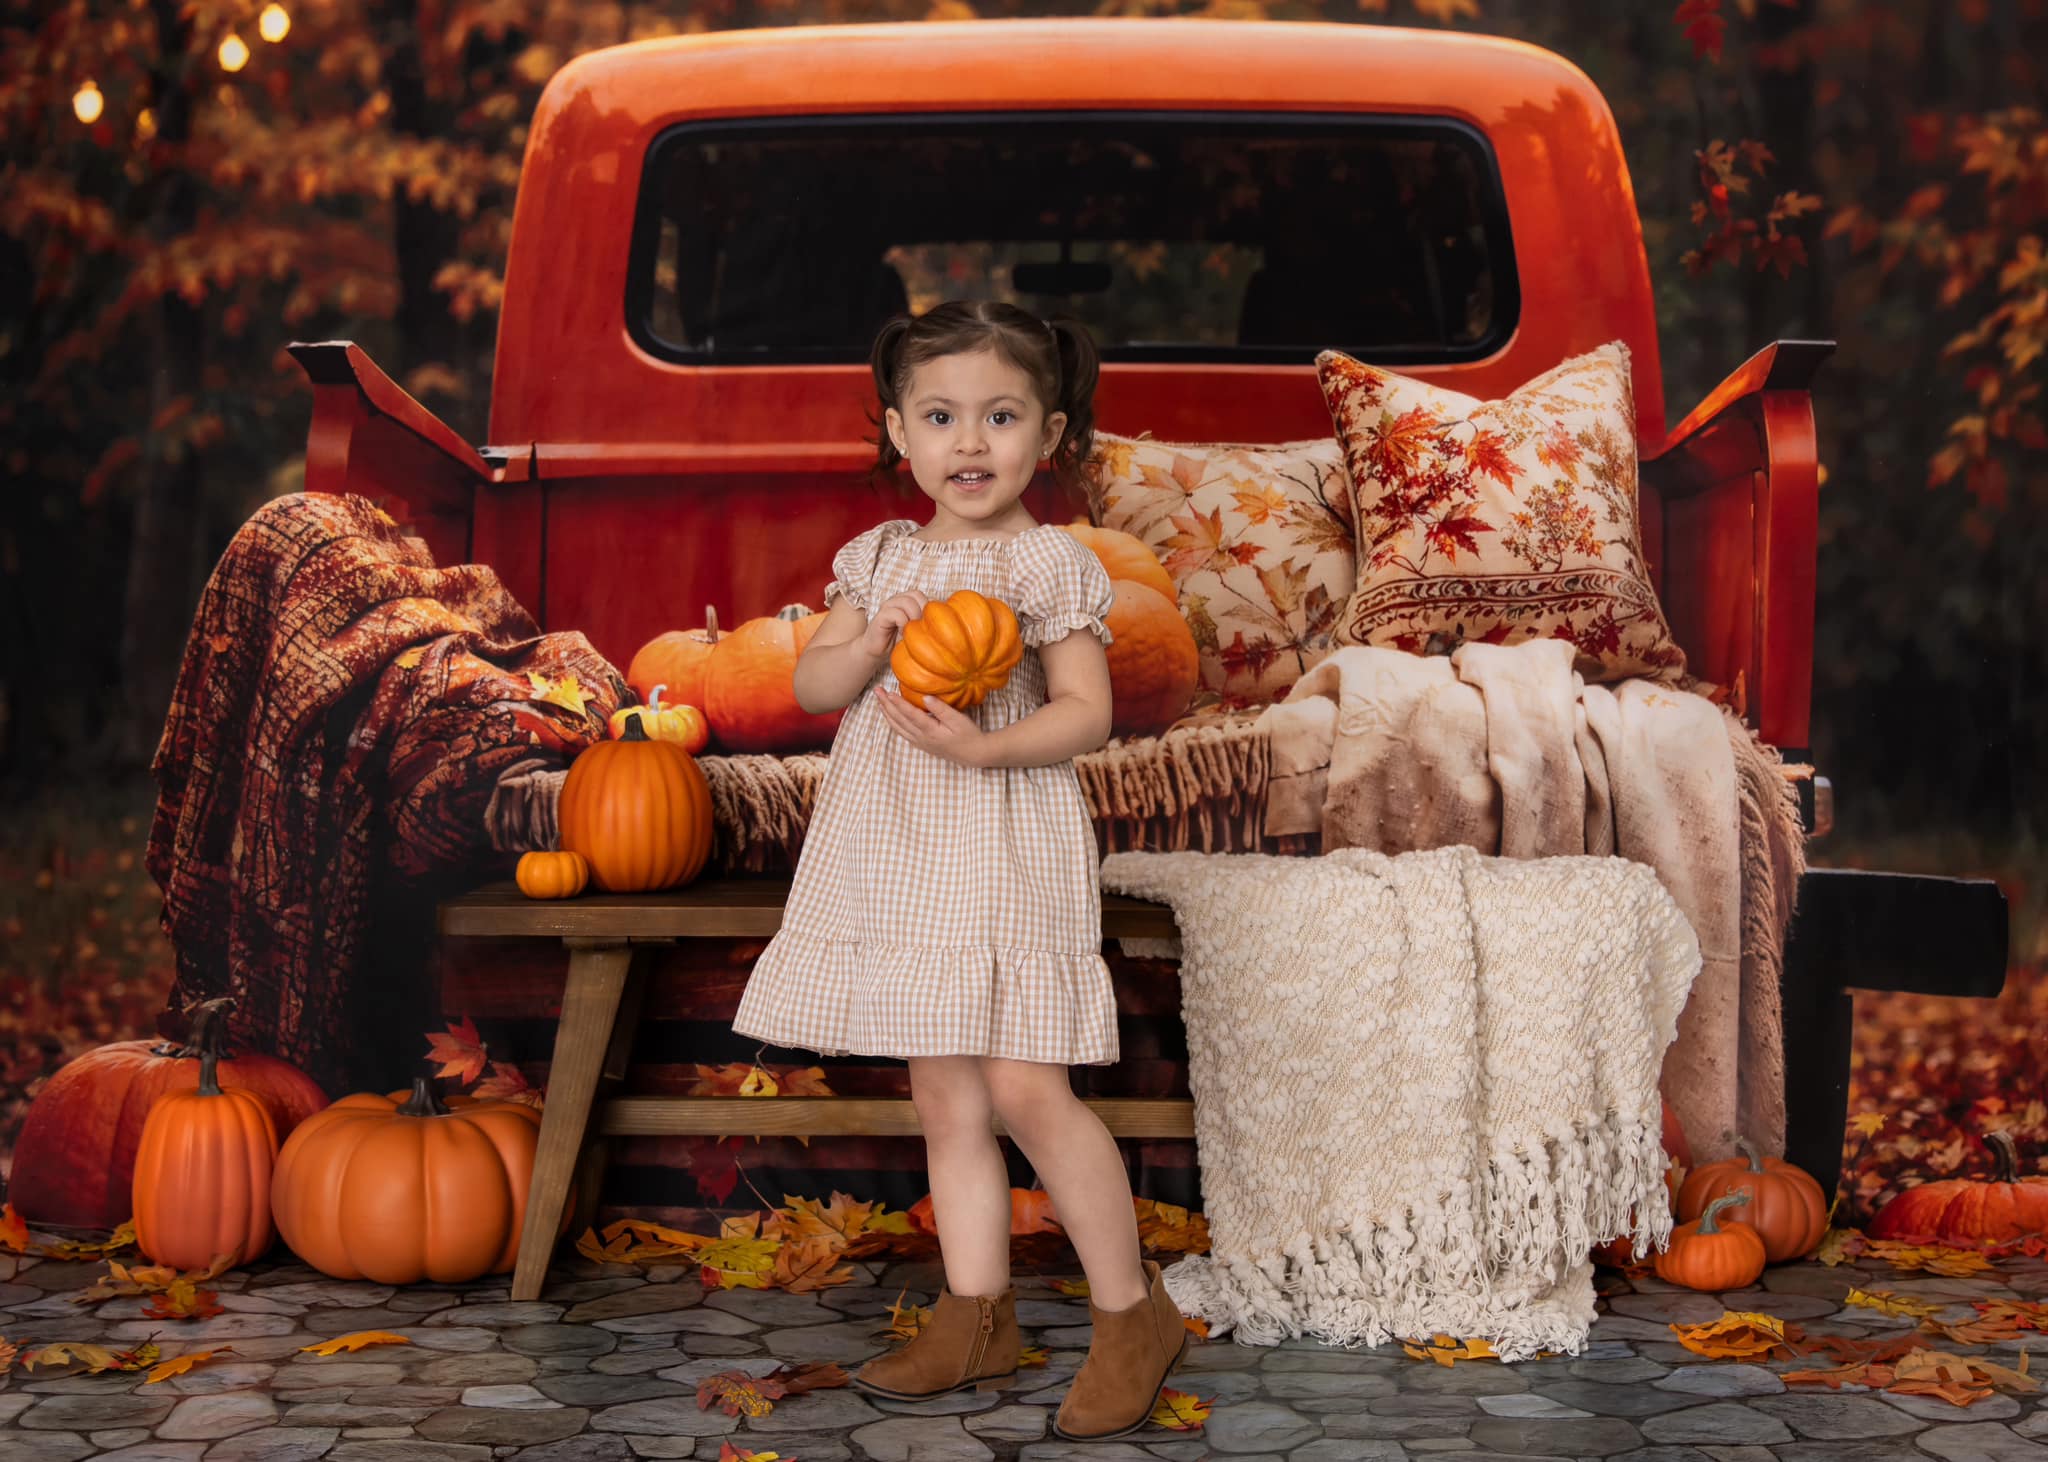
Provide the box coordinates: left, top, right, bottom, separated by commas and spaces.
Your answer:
1170, 1109, 1669, 1361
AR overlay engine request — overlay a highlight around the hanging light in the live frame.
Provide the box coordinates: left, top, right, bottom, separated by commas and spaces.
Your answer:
73, 80, 104, 124
135, 107, 157, 142
218, 33, 250, 72
258, 4, 290, 43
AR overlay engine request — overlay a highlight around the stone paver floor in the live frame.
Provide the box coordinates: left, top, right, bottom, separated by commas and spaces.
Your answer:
2, 1240, 2045, 1461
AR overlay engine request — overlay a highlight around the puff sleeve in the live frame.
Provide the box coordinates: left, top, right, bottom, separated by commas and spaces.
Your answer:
822, 519, 913, 613
1011, 528, 1117, 650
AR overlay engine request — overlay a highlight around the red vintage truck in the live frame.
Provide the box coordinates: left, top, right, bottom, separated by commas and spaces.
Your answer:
290, 19, 2006, 1222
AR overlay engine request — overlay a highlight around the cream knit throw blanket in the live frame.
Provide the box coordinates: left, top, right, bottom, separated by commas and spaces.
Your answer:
1098, 843, 1701, 1360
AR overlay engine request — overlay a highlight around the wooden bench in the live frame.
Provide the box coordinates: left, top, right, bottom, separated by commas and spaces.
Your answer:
438, 875, 1183, 1301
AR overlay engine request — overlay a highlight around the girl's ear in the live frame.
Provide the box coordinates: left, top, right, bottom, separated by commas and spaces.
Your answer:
884, 406, 909, 457
1041, 409, 1068, 459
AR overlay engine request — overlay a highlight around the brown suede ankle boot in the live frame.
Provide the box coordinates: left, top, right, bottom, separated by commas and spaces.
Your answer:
850, 1285, 1019, 1401
1052, 1259, 1188, 1441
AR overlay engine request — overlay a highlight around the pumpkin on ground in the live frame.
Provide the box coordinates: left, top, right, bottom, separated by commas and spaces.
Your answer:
890, 589, 1024, 712
909, 1188, 1062, 1236
1867, 1130, 2048, 1249
608, 683, 710, 755
516, 850, 590, 900
1590, 1098, 1695, 1268
1677, 1136, 1829, 1263
703, 604, 845, 754
558, 714, 713, 892
1059, 522, 1199, 738
626, 609, 722, 715
132, 1038, 278, 1270
1654, 1192, 1767, 1291
9, 996, 327, 1229
270, 1077, 570, 1284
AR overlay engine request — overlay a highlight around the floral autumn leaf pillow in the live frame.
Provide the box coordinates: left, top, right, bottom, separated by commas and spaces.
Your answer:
1318, 342, 1687, 683
1082, 430, 1355, 708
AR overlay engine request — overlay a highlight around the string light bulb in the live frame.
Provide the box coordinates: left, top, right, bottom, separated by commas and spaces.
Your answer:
258, 5, 290, 43
73, 80, 104, 124
218, 33, 250, 72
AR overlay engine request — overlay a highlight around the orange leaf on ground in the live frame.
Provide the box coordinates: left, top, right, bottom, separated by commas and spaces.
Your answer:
697, 1369, 788, 1417
1018, 1345, 1050, 1367
23, 1340, 158, 1372
767, 1192, 875, 1245
144, 1346, 236, 1382
0, 1204, 28, 1253
1184, 1314, 1211, 1338
1134, 1199, 1211, 1255
142, 1283, 223, 1320
0, 1336, 21, 1373
301, 1332, 412, 1355
1402, 1334, 1502, 1366
715, 1445, 785, 1462
1149, 1386, 1212, 1429
764, 1360, 848, 1395
881, 1287, 931, 1341
425, 1015, 488, 1084
1050, 1277, 1091, 1297
1670, 1313, 1792, 1360
772, 1235, 855, 1294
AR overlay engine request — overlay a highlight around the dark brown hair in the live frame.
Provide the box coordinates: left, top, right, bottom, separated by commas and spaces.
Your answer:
867, 300, 1100, 491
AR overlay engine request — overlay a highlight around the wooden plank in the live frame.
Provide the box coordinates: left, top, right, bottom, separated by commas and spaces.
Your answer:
439, 879, 1180, 941
597, 1095, 1195, 1139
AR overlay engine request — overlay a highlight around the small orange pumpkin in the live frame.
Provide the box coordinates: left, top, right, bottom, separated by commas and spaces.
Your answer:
1654, 1191, 1767, 1291
270, 1076, 570, 1284
131, 1038, 279, 1271
890, 589, 1024, 712
558, 713, 713, 893
516, 850, 590, 900
1677, 1136, 1828, 1263
1868, 1130, 2048, 1250
1102, 581, 1200, 738
627, 608, 722, 714
608, 683, 710, 754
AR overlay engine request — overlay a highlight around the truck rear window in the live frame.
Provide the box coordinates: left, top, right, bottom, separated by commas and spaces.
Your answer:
628, 112, 1516, 365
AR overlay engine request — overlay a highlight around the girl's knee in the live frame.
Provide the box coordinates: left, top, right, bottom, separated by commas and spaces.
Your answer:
981, 1057, 1075, 1133
909, 1055, 993, 1135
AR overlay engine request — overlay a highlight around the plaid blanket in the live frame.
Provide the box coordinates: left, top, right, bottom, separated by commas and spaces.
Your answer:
146, 492, 626, 1093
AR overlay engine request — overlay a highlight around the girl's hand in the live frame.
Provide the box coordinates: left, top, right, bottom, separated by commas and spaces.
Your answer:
859, 589, 928, 660
874, 686, 989, 768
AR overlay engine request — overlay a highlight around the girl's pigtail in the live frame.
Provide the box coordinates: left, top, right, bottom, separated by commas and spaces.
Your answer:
866, 314, 915, 483
1045, 316, 1100, 491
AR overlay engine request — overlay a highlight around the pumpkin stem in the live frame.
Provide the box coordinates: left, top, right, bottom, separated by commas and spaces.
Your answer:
1698, 1190, 1751, 1235
649, 683, 667, 713
196, 1046, 223, 1096
169, 995, 237, 1063
398, 1077, 450, 1118
705, 606, 720, 642
622, 712, 650, 741
1737, 1135, 1765, 1172
1986, 1129, 2020, 1183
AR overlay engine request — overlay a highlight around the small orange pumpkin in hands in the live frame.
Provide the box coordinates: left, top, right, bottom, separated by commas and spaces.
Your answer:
890, 588, 1023, 712
516, 850, 590, 900
608, 683, 709, 754
1655, 1191, 1767, 1291
1677, 1136, 1828, 1263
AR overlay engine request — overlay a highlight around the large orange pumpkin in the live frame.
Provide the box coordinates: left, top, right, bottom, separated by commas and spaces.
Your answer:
271, 1077, 569, 1284
1061, 521, 1177, 604
132, 1042, 278, 1270
1677, 1136, 1828, 1263
627, 608, 722, 714
1654, 1192, 1767, 1291
703, 604, 846, 753
1101, 581, 1201, 738
558, 714, 713, 892
10, 996, 327, 1229
890, 589, 1024, 711
1867, 1130, 2048, 1249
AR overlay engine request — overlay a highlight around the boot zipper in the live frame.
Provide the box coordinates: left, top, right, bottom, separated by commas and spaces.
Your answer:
964, 1296, 995, 1376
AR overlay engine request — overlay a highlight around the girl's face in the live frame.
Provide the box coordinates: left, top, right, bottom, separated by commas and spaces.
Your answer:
884, 348, 1065, 533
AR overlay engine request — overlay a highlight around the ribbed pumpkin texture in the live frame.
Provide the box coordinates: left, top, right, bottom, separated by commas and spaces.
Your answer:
1676, 1136, 1828, 1263
271, 1078, 565, 1284
1653, 1193, 1767, 1291
131, 1043, 279, 1271
557, 714, 713, 892
608, 684, 709, 754
11, 996, 325, 1228
1867, 1130, 2048, 1248
516, 850, 590, 899
890, 589, 1023, 711
1060, 521, 1178, 603
626, 607, 721, 713
703, 605, 842, 753
1102, 581, 1200, 737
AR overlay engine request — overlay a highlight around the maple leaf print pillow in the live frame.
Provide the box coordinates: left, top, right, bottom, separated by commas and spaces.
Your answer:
1318, 341, 1687, 683
1082, 431, 1355, 708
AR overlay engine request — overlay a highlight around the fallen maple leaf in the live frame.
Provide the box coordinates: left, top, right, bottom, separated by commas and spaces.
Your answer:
763, 1359, 848, 1396
771, 1235, 855, 1294
426, 1015, 489, 1085
143, 1283, 224, 1320
1149, 1386, 1212, 1429
0, 1203, 28, 1254
0, 1336, 21, 1373
471, 1061, 540, 1106
528, 670, 596, 719
144, 1346, 236, 1383
1845, 1287, 1941, 1319
38, 1220, 140, 1262
1184, 1314, 1211, 1338
880, 1287, 931, 1341
1670, 1312, 1791, 1360
715, 1445, 783, 1462
698, 1368, 787, 1417
766, 1192, 875, 1246
1134, 1199, 1211, 1255
23, 1339, 158, 1373
1018, 1344, 1050, 1367
1050, 1277, 1091, 1297
1402, 1334, 1500, 1366
300, 1331, 412, 1355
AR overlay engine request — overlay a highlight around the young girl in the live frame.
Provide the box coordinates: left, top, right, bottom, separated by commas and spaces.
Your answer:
730, 301, 1187, 1441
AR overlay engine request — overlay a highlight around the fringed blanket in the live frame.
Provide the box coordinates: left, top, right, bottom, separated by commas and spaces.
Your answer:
1257, 641, 1805, 1163
1098, 843, 1701, 1359
148, 492, 626, 1092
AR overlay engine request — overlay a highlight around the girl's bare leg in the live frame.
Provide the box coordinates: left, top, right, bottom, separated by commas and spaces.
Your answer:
907, 1055, 1012, 1297
982, 1057, 1149, 1310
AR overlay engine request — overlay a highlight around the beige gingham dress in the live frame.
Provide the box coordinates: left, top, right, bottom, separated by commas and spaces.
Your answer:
730, 517, 1121, 1066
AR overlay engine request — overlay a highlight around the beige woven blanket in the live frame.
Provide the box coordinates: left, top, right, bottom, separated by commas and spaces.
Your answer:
1099, 843, 1701, 1358
1254, 640, 1803, 1164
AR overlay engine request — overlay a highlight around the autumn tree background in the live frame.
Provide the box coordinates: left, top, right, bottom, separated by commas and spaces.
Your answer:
1, 0, 2043, 1207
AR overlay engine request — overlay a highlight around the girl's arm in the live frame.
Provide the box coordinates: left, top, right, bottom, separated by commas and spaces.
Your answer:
794, 590, 928, 714
969, 629, 1113, 768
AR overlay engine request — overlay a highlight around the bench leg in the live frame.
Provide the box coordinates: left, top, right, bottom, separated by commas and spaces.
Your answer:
514, 939, 634, 1302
